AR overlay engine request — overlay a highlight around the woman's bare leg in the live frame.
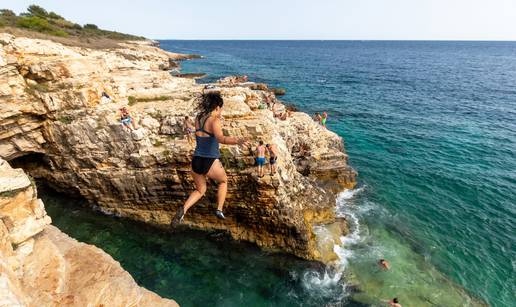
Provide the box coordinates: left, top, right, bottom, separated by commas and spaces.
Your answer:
206, 159, 227, 211
183, 171, 207, 213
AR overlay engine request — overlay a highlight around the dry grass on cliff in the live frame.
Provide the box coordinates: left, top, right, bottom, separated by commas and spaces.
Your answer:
1, 27, 129, 49
0, 6, 145, 49
127, 95, 172, 106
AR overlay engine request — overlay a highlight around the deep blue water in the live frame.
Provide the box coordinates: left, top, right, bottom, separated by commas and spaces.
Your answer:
157, 40, 516, 306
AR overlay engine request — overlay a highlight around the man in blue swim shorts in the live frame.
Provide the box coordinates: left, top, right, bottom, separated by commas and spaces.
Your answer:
256, 140, 266, 178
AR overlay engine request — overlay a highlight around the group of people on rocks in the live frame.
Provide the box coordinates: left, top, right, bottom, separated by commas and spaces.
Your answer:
184, 117, 279, 178
218, 75, 249, 85
170, 89, 285, 224
314, 112, 328, 128
272, 102, 293, 121
255, 141, 278, 177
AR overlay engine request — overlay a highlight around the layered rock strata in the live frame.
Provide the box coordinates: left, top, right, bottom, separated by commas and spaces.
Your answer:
0, 33, 356, 261
0, 158, 178, 306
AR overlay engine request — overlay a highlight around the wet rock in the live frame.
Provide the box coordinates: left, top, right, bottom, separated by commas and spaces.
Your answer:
271, 87, 286, 95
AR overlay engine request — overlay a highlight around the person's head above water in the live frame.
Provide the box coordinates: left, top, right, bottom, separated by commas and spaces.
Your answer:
197, 92, 224, 117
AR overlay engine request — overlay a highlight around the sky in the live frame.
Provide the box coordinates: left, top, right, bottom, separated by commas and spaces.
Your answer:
5, 0, 516, 40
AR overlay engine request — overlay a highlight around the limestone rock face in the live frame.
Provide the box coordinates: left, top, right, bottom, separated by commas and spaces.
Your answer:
0, 158, 178, 307
0, 33, 356, 261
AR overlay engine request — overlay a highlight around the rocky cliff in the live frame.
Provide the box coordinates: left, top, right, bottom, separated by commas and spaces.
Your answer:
0, 33, 356, 262
0, 158, 178, 306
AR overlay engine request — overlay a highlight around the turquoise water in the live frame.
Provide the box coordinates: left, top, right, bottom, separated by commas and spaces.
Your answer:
158, 40, 515, 306
41, 185, 367, 306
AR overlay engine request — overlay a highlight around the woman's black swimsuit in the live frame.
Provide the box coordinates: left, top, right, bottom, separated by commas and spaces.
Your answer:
191, 115, 220, 175
192, 156, 216, 175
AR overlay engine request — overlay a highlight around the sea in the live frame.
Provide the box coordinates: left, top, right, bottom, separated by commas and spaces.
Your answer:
43, 41, 516, 306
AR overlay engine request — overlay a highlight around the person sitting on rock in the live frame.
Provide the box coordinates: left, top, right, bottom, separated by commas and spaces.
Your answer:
279, 111, 289, 121
272, 102, 280, 116
266, 143, 278, 175
263, 94, 272, 110
183, 116, 195, 146
314, 112, 322, 124
171, 92, 248, 225
119, 107, 137, 131
256, 140, 266, 178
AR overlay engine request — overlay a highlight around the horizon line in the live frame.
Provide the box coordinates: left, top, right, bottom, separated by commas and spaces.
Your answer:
154, 38, 516, 42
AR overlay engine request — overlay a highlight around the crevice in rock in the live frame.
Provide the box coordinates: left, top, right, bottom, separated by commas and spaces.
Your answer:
7, 152, 82, 197
9, 151, 50, 170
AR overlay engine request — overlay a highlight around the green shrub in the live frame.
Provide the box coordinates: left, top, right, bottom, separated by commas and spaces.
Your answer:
271, 87, 286, 96
16, 16, 53, 32
24, 82, 50, 97
127, 96, 136, 105
5, 5, 144, 41
133, 96, 172, 103
50, 29, 68, 37
0, 189, 21, 198
30, 83, 50, 92
58, 115, 73, 124
84, 23, 98, 30
52, 18, 75, 29
27, 5, 48, 18
0, 9, 16, 18
48, 11, 63, 19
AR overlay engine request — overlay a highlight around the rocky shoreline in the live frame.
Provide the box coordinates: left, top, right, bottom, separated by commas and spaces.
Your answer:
0, 158, 178, 306
1, 33, 356, 305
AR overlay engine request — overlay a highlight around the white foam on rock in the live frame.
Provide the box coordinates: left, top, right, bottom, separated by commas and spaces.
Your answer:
300, 187, 365, 300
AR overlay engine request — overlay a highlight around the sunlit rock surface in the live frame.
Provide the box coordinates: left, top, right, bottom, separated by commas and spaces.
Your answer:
0, 32, 356, 260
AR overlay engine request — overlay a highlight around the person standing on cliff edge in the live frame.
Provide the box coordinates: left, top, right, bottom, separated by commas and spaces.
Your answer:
171, 91, 248, 225
256, 140, 266, 178
321, 112, 328, 128
266, 143, 278, 175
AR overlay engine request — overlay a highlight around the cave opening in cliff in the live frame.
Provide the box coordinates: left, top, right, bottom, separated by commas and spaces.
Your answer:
8, 151, 50, 171
8, 152, 82, 198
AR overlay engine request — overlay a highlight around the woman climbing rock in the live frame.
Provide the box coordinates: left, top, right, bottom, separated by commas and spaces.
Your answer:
171, 91, 248, 226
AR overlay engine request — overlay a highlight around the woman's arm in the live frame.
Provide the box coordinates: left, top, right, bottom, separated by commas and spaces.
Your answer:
212, 117, 245, 145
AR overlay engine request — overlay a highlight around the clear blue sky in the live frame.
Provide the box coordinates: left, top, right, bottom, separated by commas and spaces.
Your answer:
5, 0, 516, 40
